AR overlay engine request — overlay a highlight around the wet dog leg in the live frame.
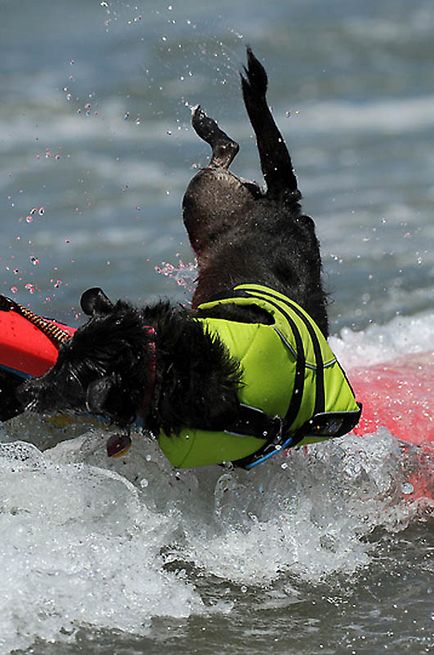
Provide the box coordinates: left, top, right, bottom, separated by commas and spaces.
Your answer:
241, 48, 300, 198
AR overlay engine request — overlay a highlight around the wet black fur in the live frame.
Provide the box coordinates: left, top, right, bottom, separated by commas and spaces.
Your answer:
20, 299, 242, 433
14, 49, 329, 434
0, 370, 24, 422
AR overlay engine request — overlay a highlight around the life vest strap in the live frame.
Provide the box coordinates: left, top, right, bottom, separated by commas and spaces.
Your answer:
224, 403, 284, 440
237, 286, 327, 420
239, 405, 362, 470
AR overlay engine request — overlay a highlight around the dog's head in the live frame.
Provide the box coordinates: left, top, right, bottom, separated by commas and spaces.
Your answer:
18, 288, 156, 427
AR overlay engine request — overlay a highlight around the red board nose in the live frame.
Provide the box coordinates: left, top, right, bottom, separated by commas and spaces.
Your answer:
0, 310, 76, 377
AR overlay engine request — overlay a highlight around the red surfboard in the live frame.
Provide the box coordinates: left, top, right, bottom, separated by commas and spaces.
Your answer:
349, 353, 433, 503
349, 352, 434, 446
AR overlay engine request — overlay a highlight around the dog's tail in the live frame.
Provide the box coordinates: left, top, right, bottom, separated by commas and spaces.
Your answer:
241, 48, 300, 199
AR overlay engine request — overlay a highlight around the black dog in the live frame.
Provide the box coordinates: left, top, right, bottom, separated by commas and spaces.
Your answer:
17, 50, 358, 467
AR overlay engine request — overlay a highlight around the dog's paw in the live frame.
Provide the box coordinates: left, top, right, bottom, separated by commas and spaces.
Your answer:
241, 47, 268, 99
192, 105, 219, 140
191, 106, 239, 167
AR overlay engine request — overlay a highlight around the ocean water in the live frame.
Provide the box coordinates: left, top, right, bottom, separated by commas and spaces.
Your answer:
0, 0, 433, 653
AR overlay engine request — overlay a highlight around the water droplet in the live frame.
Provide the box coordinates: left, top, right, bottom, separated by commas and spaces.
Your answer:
401, 482, 414, 495
24, 283, 36, 295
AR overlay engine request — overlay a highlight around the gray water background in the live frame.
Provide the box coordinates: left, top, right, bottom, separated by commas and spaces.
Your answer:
0, 0, 433, 653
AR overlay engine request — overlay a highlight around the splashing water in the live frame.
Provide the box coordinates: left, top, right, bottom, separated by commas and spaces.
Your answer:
0, 425, 430, 654
0, 439, 205, 653
155, 257, 198, 292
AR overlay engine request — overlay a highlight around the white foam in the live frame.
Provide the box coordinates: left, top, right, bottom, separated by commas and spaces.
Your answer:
0, 440, 204, 653
330, 310, 434, 368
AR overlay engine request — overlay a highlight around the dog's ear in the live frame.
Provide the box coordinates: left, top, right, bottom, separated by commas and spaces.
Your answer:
81, 288, 114, 317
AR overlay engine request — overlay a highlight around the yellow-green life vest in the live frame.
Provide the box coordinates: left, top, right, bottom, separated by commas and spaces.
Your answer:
158, 284, 361, 469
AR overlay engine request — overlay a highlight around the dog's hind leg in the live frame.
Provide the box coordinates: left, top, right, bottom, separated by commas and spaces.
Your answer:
192, 106, 239, 169
241, 48, 300, 199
